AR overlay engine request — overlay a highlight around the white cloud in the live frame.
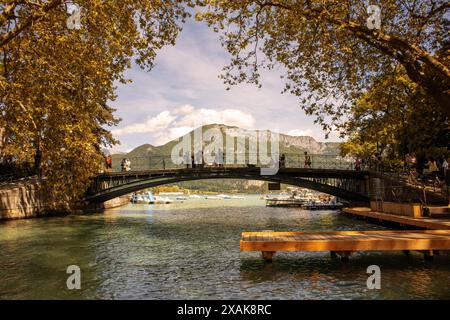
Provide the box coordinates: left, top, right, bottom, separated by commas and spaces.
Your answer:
173, 104, 195, 115
112, 105, 256, 145
112, 111, 176, 136
287, 129, 315, 137
175, 107, 256, 129
154, 126, 194, 145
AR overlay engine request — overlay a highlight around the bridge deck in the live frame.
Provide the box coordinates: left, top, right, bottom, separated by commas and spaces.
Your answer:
240, 230, 450, 261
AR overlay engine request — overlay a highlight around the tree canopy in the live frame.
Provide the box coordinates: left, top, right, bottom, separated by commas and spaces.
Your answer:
0, 1, 190, 206
196, 0, 449, 131
0, 1, 448, 207
340, 66, 449, 163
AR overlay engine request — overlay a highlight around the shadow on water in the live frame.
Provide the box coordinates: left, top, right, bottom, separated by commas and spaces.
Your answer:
239, 252, 450, 299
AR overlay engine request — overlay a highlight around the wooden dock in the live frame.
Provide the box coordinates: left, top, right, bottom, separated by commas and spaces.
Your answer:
343, 207, 450, 230
240, 230, 450, 262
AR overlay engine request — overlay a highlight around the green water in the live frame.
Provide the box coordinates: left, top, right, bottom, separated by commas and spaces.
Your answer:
0, 196, 449, 299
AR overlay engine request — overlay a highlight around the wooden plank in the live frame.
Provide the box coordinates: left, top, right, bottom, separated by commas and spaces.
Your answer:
342, 208, 450, 230
242, 230, 450, 237
240, 230, 450, 253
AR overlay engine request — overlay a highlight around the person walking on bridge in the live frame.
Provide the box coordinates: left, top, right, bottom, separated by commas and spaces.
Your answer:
125, 158, 131, 172
279, 153, 286, 168
442, 157, 448, 178
105, 155, 112, 170
304, 152, 312, 168
354, 158, 361, 171
426, 157, 438, 175
184, 151, 190, 169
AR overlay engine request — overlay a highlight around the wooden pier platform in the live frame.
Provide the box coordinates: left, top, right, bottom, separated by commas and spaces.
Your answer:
343, 207, 450, 230
240, 230, 450, 262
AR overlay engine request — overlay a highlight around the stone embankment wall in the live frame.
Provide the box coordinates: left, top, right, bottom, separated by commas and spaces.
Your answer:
0, 179, 129, 220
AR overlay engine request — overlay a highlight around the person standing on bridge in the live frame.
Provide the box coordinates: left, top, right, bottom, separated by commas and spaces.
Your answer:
105, 155, 112, 170
279, 154, 286, 168
425, 157, 439, 179
34, 146, 42, 178
216, 148, 224, 167
184, 151, 190, 169
125, 158, 131, 172
304, 152, 312, 168
442, 157, 448, 178
354, 158, 361, 171
195, 150, 202, 168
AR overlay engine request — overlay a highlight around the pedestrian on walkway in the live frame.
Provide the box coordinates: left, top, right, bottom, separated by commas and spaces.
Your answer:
442, 157, 448, 178
216, 148, 224, 167
354, 158, 361, 171
304, 151, 312, 168
105, 155, 112, 170
184, 151, 190, 169
279, 154, 286, 168
438, 156, 446, 178
426, 157, 439, 178
195, 150, 202, 168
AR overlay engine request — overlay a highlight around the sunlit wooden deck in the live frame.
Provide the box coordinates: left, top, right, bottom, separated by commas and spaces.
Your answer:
342, 207, 450, 230
240, 230, 450, 262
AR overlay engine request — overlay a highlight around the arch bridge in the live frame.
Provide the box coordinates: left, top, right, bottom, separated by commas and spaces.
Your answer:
86, 167, 370, 203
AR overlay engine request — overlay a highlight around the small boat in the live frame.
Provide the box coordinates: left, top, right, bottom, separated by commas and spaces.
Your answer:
131, 194, 147, 204
189, 194, 202, 199
159, 192, 185, 196
176, 196, 188, 201
155, 196, 173, 204
204, 196, 221, 200
231, 195, 245, 199
217, 194, 231, 199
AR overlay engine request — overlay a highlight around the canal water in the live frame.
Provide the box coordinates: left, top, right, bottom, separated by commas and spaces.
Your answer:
0, 195, 449, 299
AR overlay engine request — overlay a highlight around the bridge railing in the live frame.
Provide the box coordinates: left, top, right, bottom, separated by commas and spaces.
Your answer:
111, 153, 357, 172
0, 161, 37, 185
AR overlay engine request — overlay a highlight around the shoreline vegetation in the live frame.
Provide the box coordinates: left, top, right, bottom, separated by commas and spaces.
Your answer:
146, 181, 306, 196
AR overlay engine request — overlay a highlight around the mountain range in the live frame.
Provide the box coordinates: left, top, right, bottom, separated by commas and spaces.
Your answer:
111, 124, 341, 169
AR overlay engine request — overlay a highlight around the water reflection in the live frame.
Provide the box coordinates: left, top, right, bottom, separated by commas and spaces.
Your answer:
0, 196, 449, 299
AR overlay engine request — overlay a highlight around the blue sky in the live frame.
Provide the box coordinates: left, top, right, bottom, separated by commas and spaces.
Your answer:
110, 19, 341, 152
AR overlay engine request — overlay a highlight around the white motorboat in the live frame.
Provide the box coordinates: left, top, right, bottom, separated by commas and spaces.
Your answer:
155, 196, 173, 204
216, 194, 231, 199
204, 196, 221, 200
131, 194, 146, 204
